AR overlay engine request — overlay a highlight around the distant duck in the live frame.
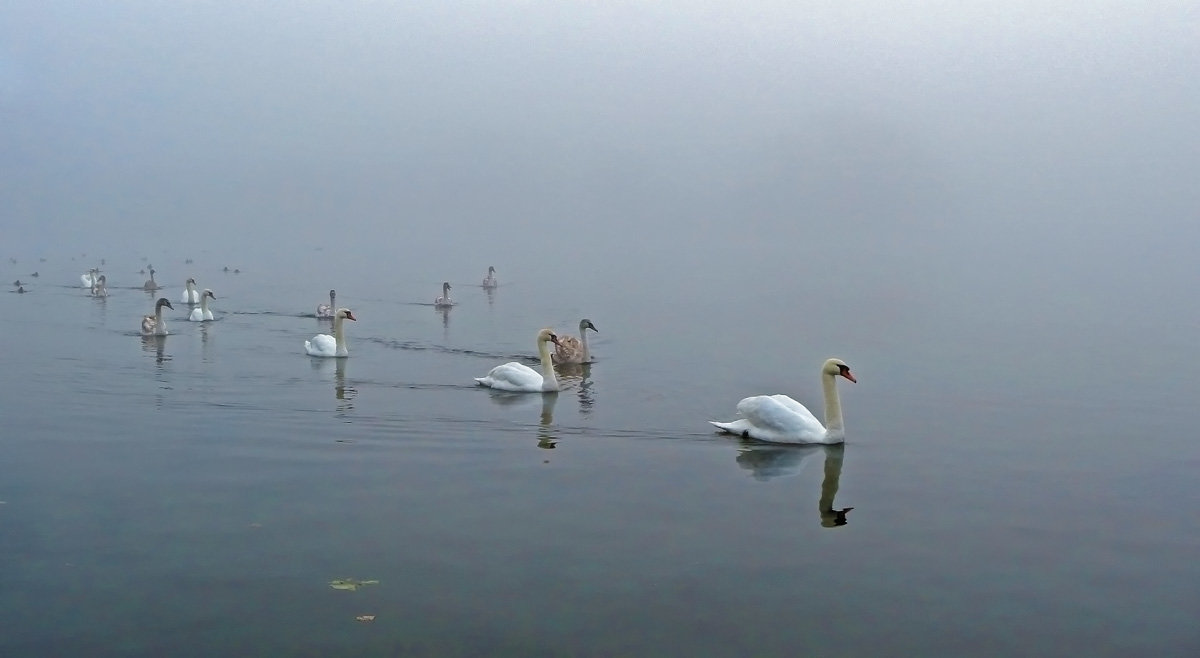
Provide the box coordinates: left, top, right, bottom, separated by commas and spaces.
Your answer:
482, 266, 497, 289
305, 308, 356, 357
181, 278, 200, 304
434, 282, 453, 308
474, 328, 562, 393
15, 286, 26, 294
188, 289, 215, 321
553, 319, 598, 364
90, 275, 108, 297
30, 272, 38, 278
316, 289, 336, 319
141, 297, 174, 336
143, 267, 159, 291
13, 279, 21, 286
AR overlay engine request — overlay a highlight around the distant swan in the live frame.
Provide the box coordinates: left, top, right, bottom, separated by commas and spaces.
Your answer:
181, 278, 200, 304
316, 289, 336, 319
434, 282, 453, 308
475, 328, 562, 393
81, 268, 99, 288
143, 267, 159, 291
710, 358, 857, 444
141, 297, 174, 336
90, 275, 108, 297
553, 318, 598, 364
188, 289, 215, 321
482, 266, 497, 289
305, 307, 356, 357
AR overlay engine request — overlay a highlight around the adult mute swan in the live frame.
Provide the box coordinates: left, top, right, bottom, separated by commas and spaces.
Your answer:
90, 275, 108, 297
553, 318, 598, 364
189, 289, 215, 321
143, 267, 159, 291
141, 298, 174, 336
710, 358, 857, 444
316, 289, 336, 319
482, 266, 497, 289
475, 328, 562, 392
81, 268, 99, 288
434, 282, 453, 308
181, 278, 200, 304
305, 308, 356, 357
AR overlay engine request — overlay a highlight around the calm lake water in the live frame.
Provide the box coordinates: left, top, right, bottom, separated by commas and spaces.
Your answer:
1, 244, 1197, 657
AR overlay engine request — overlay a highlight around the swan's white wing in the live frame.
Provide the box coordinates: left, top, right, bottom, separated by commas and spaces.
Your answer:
316, 303, 332, 318
305, 333, 337, 357
189, 308, 203, 321
710, 395, 827, 444
141, 315, 156, 335
475, 362, 543, 392
203, 309, 214, 321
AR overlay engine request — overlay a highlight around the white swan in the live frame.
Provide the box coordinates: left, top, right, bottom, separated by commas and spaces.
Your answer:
90, 274, 108, 297
305, 307, 356, 357
143, 267, 159, 291
316, 289, 336, 319
188, 289, 215, 321
181, 278, 200, 304
141, 297, 174, 336
553, 318, 598, 364
475, 328, 562, 393
81, 268, 99, 288
482, 266, 497, 289
434, 282, 453, 308
710, 358, 857, 444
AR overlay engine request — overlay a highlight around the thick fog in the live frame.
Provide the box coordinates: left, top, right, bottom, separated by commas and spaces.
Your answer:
2, 1, 1197, 315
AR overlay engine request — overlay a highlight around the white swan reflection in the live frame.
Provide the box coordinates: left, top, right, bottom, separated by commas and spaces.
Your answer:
734, 442, 853, 527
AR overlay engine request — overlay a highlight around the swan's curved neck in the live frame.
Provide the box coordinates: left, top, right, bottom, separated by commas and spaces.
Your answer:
333, 314, 347, 354
821, 372, 845, 437
580, 328, 590, 362
155, 303, 167, 334
538, 340, 558, 391
199, 294, 209, 314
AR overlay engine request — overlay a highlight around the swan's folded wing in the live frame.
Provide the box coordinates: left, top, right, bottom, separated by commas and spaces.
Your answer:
554, 335, 583, 363
736, 395, 822, 436
477, 361, 541, 390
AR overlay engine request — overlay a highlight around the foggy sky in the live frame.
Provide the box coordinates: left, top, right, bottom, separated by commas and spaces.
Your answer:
2, 0, 1197, 300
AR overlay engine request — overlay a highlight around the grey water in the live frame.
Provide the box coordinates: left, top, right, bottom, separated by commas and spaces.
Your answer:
4, 2, 1199, 656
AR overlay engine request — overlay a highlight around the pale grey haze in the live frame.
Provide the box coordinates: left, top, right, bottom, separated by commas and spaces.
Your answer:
2, 1, 1197, 309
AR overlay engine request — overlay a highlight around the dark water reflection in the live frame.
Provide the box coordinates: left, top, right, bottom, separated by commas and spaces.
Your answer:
735, 442, 853, 527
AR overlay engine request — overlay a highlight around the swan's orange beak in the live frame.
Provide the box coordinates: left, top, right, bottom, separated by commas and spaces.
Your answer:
840, 367, 857, 383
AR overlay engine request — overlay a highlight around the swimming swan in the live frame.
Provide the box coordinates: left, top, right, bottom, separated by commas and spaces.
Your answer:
482, 266, 497, 289
141, 297, 174, 336
316, 289, 336, 319
710, 358, 857, 444
305, 308, 356, 357
143, 267, 159, 291
553, 318, 598, 364
475, 328, 562, 392
434, 282, 453, 308
90, 274, 108, 297
189, 289, 215, 321
181, 278, 200, 304
81, 268, 99, 288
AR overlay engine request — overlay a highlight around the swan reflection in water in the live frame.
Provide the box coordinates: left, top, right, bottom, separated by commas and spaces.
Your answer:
553, 362, 594, 414
483, 389, 559, 449
310, 357, 356, 413
735, 442, 854, 527
140, 334, 169, 365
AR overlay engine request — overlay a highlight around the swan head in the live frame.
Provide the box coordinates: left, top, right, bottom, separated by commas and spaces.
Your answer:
96, 275, 106, 284
822, 358, 856, 383
186, 277, 196, 285
329, 289, 336, 300
443, 281, 451, 291
203, 289, 215, 300
155, 298, 174, 310
537, 328, 561, 347
337, 308, 356, 321
579, 318, 598, 333
488, 266, 495, 274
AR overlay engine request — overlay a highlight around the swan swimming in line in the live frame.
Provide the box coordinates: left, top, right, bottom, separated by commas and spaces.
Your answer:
181, 278, 200, 304
188, 289, 215, 321
316, 290, 336, 319
710, 358, 857, 444
553, 318, 598, 364
434, 282, 453, 308
143, 267, 159, 291
305, 308, 356, 357
475, 328, 562, 393
141, 297, 174, 336
90, 275, 108, 297
482, 266, 497, 289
